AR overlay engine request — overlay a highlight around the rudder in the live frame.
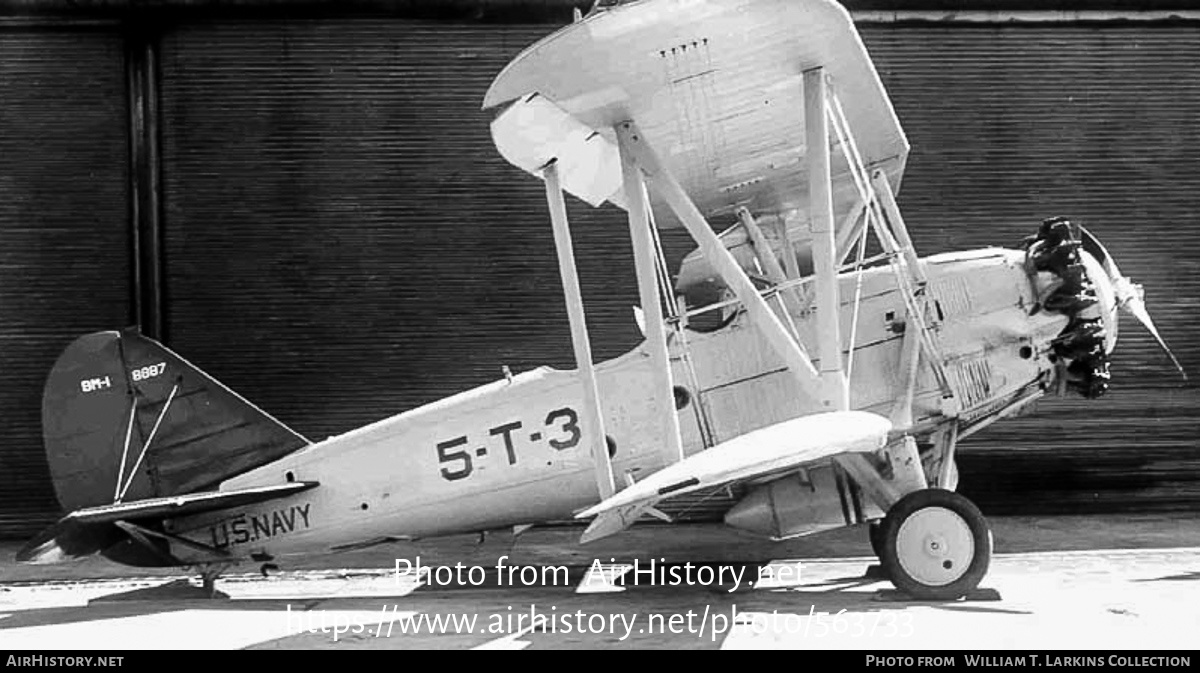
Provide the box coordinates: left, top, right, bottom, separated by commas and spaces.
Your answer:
42, 327, 310, 512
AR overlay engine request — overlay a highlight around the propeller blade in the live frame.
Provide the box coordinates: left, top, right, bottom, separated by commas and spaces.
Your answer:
1079, 226, 1186, 381
1078, 226, 1122, 281
1122, 289, 1187, 381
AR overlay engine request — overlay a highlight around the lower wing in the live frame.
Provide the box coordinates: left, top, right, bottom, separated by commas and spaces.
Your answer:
575, 410, 891, 543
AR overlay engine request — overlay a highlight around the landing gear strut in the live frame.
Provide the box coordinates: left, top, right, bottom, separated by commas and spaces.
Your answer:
876, 488, 992, 601
201, 570, 219, 596
196, 563, 233, 598
867, 520, 884, 559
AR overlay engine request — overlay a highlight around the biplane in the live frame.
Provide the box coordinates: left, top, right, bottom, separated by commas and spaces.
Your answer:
18, 0, 1185, 601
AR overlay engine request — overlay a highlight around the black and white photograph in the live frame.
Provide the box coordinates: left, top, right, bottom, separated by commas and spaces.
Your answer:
0, 0, 1198, 657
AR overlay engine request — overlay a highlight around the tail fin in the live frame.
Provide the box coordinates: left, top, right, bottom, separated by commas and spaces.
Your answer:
43, 327, 310, 513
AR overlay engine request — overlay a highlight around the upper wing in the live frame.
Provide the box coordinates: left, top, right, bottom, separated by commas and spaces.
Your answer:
574, 410, 891, 543
483, 0, 907, 233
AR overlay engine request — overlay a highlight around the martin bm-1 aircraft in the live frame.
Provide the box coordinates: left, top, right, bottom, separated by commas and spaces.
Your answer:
19, 0, 1184, 600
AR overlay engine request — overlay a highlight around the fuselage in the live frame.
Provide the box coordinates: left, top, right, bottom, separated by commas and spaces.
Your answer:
160, 247, 1101, 564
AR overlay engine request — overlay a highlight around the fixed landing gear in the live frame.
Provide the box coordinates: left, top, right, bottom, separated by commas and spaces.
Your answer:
201, 569, 220, 597
871, 488, 992, 601
195, 563, 234, 598
867, 520, 884, 559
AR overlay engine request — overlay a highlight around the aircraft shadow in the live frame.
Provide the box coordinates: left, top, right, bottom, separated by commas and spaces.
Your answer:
0, 597, 326, 631
88, 579, 231, 601
0, 563, 1032, 649
729, 583, 1028, 616
0, 579, 419, 632
1132, 570, 1200, 583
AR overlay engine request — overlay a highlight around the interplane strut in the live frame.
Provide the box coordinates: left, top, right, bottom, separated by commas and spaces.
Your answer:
528, 64, 963, 508
542, 161, 617, 499
614, 121, 823, 405
805, 68, 850, 413
617, 131, 686, 468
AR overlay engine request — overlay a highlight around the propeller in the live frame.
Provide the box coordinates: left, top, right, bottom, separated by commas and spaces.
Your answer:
1078, 226, 1187, 381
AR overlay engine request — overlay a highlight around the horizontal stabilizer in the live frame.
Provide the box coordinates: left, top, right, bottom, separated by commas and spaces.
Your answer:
16, 481, 317, 564
575, 411, 891, 543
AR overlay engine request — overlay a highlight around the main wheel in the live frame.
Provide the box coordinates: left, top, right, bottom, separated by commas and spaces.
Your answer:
878, 488, 991, 601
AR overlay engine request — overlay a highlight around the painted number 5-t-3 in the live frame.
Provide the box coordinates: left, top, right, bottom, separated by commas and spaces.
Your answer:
436, 406, 582, 481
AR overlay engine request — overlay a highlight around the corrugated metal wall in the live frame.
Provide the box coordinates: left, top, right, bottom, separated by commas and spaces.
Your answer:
862, 25, 1200, 513
0, 26, 132, 535
2, 16, 1199, 537
156, 21, 655, 437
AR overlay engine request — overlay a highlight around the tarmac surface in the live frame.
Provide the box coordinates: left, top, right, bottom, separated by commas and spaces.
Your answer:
0, 514, 1197, 650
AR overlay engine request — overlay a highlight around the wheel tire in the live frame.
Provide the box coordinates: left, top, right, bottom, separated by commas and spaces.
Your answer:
878, 488, 991, 601
868, 521, 884, 558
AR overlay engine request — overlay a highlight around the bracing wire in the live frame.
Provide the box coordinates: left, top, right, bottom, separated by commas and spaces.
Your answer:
117, 383, 179, 502
846, 217, 870, 383
644, 182, 677, 319
113, 399, 138, 502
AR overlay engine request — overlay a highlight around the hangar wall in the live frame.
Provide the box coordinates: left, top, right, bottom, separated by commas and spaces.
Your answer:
0, 25, 133, 534
1, 8, 1198, 537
